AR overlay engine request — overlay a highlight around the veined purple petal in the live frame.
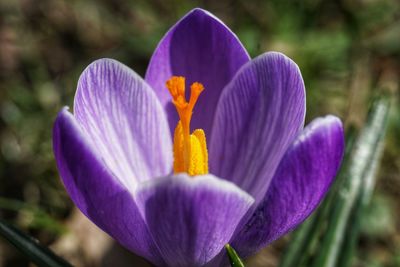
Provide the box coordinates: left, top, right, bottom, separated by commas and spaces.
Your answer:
74, 59, 172, 191
232, 116, 344, 257
135, 174, 254, 267
210, 52, 306, 204
52, 109, 164, 265
145, 8, 250, 138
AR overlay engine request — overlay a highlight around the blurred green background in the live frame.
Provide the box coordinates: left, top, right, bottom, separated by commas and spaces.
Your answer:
0, 0, 399, 266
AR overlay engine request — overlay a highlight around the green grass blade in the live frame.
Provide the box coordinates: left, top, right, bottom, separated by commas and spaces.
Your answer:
311, 96, 390, 267
336, 97, 390, 267
226, 244, 245, 267
278, 127, 358, 267
278, 215, 317, 267
0, 219, 73, 267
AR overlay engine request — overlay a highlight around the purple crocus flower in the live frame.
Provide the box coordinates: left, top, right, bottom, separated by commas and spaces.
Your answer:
53, 8, 344, 267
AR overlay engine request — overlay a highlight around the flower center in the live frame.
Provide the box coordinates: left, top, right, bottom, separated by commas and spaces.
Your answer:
166, 76, 209, 176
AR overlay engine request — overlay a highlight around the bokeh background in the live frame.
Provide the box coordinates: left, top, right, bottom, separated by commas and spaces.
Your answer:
0, 0, 399, 266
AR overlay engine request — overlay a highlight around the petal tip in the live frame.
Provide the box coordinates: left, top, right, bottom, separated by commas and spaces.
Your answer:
86, 57, 118, 67
262, 51, 302, 75
78, 58, 129, 81
309, 115, 344, 134
188, 7, 208, 14
193, 174, 255, 206
59, 106, 71, 115
78, 58, 119, 80
185, 7, 216, 20
55, 106, 74, 127
138, 173, 254, 207
323, 114, 343, 127
292, 115, 344, 149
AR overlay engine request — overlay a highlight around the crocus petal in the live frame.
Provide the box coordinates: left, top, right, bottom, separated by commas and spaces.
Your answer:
145, 8, 250, 138
74, 58, 172, 191
135, 174, 254, 267
231, 116, 344, 257
53, 109, 164, 266
210, 52, 306, 203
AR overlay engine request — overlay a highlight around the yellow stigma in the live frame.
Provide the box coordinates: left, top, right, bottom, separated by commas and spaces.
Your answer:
166, 76, 208, 176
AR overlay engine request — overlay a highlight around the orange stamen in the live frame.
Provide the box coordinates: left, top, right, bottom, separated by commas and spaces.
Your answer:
166, 76, 208, 175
